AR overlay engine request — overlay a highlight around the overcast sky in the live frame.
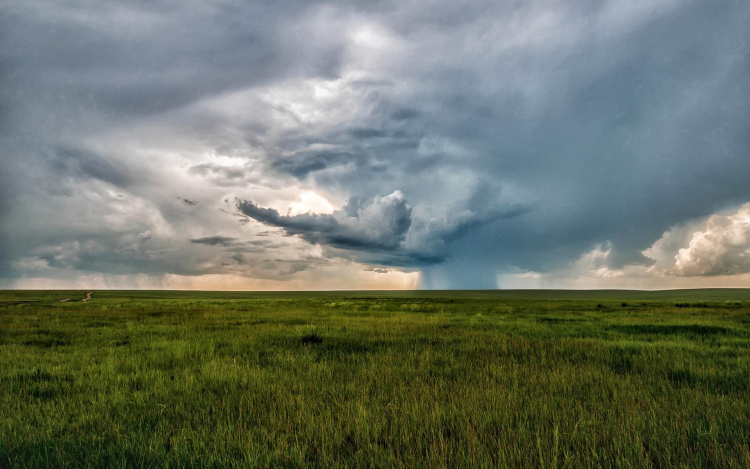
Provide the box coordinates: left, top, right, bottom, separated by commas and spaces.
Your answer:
1, 0, 749, 290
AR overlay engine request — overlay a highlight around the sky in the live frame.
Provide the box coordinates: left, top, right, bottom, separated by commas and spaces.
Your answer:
1, 0, 749, 290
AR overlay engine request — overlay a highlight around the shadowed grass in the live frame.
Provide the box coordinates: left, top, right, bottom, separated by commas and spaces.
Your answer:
1, 290, 750, 467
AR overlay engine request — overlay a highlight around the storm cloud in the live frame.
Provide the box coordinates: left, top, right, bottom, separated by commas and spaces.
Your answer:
189, 236, 239, 247
1, 0, 749, 289
237, 191, 529, 266
238, 191, 412, 251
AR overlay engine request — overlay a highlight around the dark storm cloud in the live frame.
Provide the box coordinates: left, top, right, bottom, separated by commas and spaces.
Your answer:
262, 109, 424, 182
257, 0, 750, 286
1, 0, 749, 287
189, 236, 239, 247
0, 0, 352, 281
237, 192, 412, 252
390, 108, 421, 121
270, 150, 359, 179
1, 1, 347, 120
237, 192, 529, 266
231, 253, 247, 265
51, 148, 134, 188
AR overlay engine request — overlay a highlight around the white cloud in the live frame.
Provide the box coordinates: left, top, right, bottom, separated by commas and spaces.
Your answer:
499, 204, 750, 288
288, 191, 336, 215
673, 203, 750, 276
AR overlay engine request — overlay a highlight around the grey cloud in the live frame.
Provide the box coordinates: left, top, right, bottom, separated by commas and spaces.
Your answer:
189, 236, 238, 246
237, 191, 527, 266
50, 148, 133, 188
365, 267, 391, 274
282, 263, 309, 275
190, 236, 282, 255
270, 150, 359, 179
1, 0, 354, 280
2, 0, 750, 288
231, 253, 247, 265
266, 0, 750, 286
390, 108, 421, 121
2, 1, 348, 119
13, 234, 210, 277
238, 191, 412, 251
349, 128, 388, 139
190, 164, 247, 180
189, 163, 261, 187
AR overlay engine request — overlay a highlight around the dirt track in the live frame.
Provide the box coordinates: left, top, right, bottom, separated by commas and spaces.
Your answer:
58, 292, 92, 302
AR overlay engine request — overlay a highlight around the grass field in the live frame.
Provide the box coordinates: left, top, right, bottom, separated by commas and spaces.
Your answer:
1, 290, 750, 468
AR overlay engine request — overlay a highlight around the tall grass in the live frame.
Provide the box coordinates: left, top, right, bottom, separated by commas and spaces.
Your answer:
1, 292, 749, 467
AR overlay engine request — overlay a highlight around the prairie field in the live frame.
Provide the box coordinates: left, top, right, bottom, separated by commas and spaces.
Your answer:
1, 289, 750, 468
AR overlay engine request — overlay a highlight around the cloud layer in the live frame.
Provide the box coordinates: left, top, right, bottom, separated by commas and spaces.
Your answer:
1, 0, 749, 289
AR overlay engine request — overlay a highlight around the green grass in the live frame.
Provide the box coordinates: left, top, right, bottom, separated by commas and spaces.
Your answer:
1, 290, 750, 468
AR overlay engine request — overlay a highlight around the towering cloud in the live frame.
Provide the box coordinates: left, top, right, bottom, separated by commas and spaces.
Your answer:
673, 204, 750, 277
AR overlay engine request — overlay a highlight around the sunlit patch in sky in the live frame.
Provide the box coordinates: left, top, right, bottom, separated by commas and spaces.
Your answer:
288, 191, 336, 215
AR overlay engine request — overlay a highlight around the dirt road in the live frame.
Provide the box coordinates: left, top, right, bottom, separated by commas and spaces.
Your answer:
59, 292, 92, 302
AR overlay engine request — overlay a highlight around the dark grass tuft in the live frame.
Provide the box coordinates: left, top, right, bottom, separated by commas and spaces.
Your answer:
608, 324, 736, 337
300, 333, 323, 345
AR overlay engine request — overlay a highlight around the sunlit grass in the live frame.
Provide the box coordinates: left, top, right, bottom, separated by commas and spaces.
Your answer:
1, 291, 749, 467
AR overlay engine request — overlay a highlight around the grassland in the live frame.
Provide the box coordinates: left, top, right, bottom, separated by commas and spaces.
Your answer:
1, 289, 749, 468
